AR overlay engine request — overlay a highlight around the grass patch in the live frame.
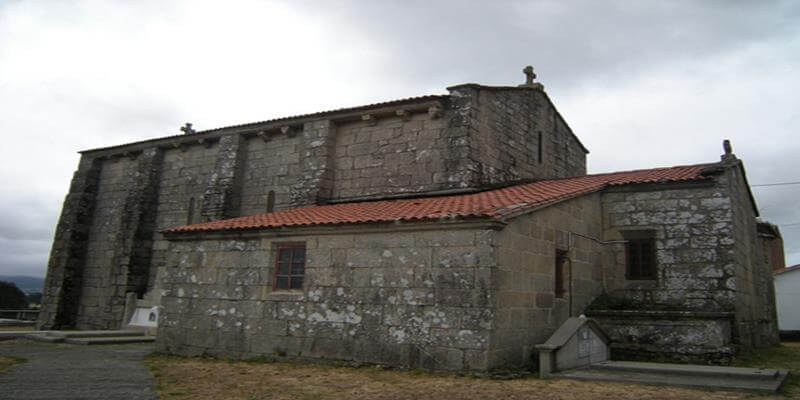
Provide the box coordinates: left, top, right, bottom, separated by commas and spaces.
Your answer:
144, 351, 793, 400
0, 325, 35, 331
0, 355, 26, 373
732, 341, 800, 397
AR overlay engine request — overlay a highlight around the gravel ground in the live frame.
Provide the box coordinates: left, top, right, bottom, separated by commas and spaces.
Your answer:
0, 340, 156, 400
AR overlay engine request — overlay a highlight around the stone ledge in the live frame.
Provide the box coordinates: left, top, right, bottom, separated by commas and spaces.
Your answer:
586, 309, 734, 319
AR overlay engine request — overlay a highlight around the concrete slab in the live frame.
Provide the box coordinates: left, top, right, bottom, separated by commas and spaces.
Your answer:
0, 331, 51, 339
46, 330, 145, 338
553, 361, 789, 394
63, 336, 156, 345
592, 360, 780, 380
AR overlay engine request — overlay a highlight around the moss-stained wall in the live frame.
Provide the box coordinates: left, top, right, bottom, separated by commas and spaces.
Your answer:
593, 163, 778, 362
157, 227, 498, 370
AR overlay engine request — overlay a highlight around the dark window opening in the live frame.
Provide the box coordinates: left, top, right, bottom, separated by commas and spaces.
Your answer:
538, 132, 543, 164
273, 244, 306, 290
266, 190, 276, 213
187, 197, 196, 225
626, 238, 656, 279
555, 249, 568, 298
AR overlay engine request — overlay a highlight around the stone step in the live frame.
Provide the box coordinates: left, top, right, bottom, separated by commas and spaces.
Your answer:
46, 330, 146, 339
591, 360, 781, 380
554, 363, 789, 394
0, 331, 50, 339
25, 333, 66, 343
63, 336, 156, 345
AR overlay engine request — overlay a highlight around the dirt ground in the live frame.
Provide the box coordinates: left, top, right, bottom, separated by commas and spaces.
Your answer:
0, 355, 25, 373
145, 353, 791, 400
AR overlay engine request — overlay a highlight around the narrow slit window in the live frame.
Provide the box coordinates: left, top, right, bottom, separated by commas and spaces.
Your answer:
555, 249, 567, 298
266, 190, 275, 213
538, 132, 543, 164
186, 197, 195, 225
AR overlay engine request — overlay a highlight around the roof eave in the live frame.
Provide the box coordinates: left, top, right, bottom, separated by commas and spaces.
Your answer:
79, 95, 449, 155
162, 215, 506, 240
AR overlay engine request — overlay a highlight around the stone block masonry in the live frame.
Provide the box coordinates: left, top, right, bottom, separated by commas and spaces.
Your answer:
40, 83, 586, 330
39, 73, 779, 371
38, 157, 101, 329
590, 160, 779, 363
490, 193, 606, 368
157, 227, 499, 371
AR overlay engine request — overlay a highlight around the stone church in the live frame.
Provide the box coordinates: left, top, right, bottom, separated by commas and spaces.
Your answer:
39, 68, 780, 370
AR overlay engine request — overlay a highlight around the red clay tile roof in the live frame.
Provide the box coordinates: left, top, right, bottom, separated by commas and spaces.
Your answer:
164, 163, 714, 234
775, 264, 800, 276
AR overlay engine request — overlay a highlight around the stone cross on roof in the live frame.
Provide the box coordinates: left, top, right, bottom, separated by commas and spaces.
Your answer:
519, 65, 544, 89
180, 123, 195, 135
523, 66, 537, 85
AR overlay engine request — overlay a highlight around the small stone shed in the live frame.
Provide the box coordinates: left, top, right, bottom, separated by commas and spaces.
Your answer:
158, 150, 778, 369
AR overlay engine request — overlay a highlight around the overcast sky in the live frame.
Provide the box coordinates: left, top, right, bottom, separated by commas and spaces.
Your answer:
0, 0, 798, 278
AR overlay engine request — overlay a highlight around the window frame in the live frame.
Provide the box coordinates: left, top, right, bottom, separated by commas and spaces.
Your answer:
625, 237, 656, 280
272, 242, 306, 291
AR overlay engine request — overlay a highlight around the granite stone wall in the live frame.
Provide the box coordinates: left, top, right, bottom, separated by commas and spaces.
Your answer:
589, 164, 779, 362
156, 227, 498, 370
331, 113, 450, 200
600, 181, 737, 311
38, 156, 101, 329
724, 160, 779, 349
448, 85, 587, 186
490, 193, 606, 369
41, 86, 589, 330
237, 132, 302, 215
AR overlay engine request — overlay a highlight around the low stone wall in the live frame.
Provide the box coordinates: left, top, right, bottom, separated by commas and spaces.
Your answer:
587, 309, 735, 364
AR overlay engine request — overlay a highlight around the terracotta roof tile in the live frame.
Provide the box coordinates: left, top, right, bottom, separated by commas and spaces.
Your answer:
774, 264, 800, 275
164, 163, 714, 234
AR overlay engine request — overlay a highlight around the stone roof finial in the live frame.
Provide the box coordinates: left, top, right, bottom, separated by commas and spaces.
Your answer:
721, 139, 737, 162
180, 122, 195, 135
519, 65, 544, 90
523, 66, 536, 85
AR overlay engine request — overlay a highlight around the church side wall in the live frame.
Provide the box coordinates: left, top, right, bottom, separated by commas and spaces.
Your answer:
41, 88, 589, 330
600, 182, 737, 311
148, 143, 220, 297
156, 227, 497, 371
449, 86, 587, 187
38, 156, 101, 329
237, 133, 302, 215
589, 171, 779, 363
490, 193, 605, 369
725, 163, 779, 349
74, 157, 134, 328
331, 113, 452, 200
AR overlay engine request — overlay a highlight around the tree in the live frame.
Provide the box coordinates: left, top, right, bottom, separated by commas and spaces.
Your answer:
0, 281, 28, 309
26, 292, 42, 307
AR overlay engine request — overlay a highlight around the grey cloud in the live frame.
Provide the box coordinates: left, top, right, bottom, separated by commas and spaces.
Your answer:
0, 238, 50, 277
304, 0, 800, 90
0, 0, 798, 277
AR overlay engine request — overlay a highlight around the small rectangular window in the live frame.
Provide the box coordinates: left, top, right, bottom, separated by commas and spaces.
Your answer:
273, 243, 306, 290
626, 238, 656, 280
555, 249, 568, 298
